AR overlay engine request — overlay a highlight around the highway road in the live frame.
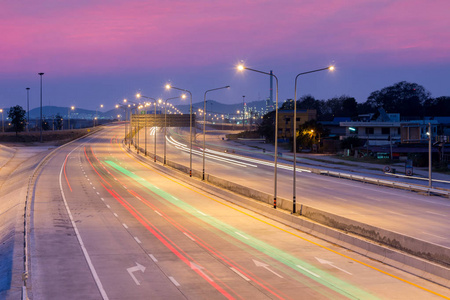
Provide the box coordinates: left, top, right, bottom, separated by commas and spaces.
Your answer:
28, 124, 450, 299
138, 126, 450, 248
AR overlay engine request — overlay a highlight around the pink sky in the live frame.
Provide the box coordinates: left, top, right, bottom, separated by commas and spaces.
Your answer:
1, 0, 450, 108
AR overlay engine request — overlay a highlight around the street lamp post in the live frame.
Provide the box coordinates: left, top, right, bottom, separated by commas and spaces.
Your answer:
203, 86, 230, 180
237, 64, 279, 209
428, 123, 432, 188
26, 88, 30, 132
166, 84, 193, 177
95, 104, 103, 127
242, 95, 245, 131
292, 66, 334, 213
0, 109, 3, 132
68, 106, 75, 130
137, 94, 157, 161
164, 96, 181, 164
38, 73, 44, 142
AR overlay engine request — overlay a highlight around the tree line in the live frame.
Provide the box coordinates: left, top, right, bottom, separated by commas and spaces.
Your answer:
280, 81, 450, 121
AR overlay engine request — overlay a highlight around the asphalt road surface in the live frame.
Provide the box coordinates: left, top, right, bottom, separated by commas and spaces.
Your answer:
141, 126, 450, 248
30, 125, 450, 299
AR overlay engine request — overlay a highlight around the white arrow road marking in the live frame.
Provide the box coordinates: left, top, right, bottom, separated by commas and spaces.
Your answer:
296, 265, 320, 278
190, 262, 214, 282
252, 259, 283, 278
315, 257, 352, 275
127, 262, 146, 285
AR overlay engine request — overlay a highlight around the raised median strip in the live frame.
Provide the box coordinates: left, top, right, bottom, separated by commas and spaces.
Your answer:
126, 141, 450, 286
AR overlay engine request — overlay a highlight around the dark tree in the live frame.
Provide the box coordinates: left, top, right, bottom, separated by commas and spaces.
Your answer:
8, 105, 26, 135
423, 96, 450, 116
257, 111, 275, 143
295, 119, 328, 151
366, 81, 430, 117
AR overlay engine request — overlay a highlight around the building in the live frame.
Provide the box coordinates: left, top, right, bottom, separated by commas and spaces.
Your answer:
277, 109, 317, 140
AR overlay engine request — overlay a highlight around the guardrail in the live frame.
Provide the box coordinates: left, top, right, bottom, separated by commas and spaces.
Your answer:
319, 170, 450, 198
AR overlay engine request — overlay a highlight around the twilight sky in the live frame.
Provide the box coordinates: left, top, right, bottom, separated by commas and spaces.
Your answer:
1, 0, 449, 111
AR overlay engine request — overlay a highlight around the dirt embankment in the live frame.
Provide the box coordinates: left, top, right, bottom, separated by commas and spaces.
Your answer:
0, 128, 101, 145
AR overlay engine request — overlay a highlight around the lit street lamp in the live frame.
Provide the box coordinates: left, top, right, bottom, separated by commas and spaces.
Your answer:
0, 109, 3, 132
68, 106, 75, 130
94, 104, 103, 127
203, 86, 230, 180
116, 103, 128, 144
237, 63, 279, 209
137, 93, 157, 161
164, 96, 182, 164
292, 66, 334, 213
166, 84, 193, 177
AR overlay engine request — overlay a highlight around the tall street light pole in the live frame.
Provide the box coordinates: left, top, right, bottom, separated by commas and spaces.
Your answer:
38, 73, 44, 142
26, 88, 30, 132
242, 95, 245, 130
292, 66, 334, 213
0, 109, 3, 132
68, 106, 75, 130
428, 123, 432, 188
164, 96, 181, 164
203, 86, 230, 180
137, 94, 157, 161
95, 104, 103, 127
237, 64, 279, 209
166, 84, 193, 177
116, 104, 128, 144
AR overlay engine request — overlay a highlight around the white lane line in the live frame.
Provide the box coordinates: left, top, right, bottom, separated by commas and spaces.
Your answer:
96, 192, 100, 195
93, 186, 96, 190
426, 211, 447, 217
235, 232, 249, 240
59, 147, 109, 300
422, 231, 447, 240
134, 237, 142, 244
154, 210, 162, 217
183, 232, 195, 241
169, 276, 180, 287
149, 254, 158, 262
113, 213, 118, 217
122, 185, 127, 189
101, 198, 105, 201
106, 205, 111, 209
123, 223, 128, 229
197, 210, 207, 216
387, 210, 408, 217
230, 267, 250, 281
172, 196, 179, 201
90, 182, 93, 185
296, 265, 321, 278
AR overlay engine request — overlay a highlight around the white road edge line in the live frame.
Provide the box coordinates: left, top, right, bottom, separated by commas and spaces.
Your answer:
154, 210, 162, 217
59, 148, 109, 300
113, 213, 118, 217
123, 223, 128, 229
134, 237, 142, 244
169, 276, 180, 287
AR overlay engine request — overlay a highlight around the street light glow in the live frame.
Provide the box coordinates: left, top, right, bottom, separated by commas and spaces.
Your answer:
136, 93, 141, 98
237, 64, 245, 71
329, 66, 335, 71
165, 84, 171, 90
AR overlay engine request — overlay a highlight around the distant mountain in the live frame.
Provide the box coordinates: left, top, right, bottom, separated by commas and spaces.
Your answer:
21, 99, 275, 121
